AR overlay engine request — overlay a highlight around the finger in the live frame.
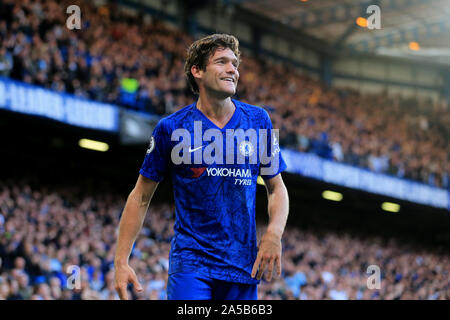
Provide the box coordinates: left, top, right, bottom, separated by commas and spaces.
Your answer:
131, 273, 143, 292
251, 254, 262, 278
116, 284, 128, 300
257, 256, 268, 280
276, 256, 282, 277
266, 257, 275, 281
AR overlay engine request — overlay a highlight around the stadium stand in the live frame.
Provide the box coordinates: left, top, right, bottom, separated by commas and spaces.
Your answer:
0, 0, 449, 300
0, 181, 448, 300
1, 0, 448, 188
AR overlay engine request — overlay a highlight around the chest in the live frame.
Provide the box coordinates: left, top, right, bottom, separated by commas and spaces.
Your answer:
168, 118, 266, 180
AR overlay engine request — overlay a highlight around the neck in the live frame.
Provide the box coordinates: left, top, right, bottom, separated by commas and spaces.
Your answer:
196, 90, 234, 120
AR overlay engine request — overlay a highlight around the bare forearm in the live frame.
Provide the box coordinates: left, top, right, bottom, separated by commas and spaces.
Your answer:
114, 188, 152, 265
252, 179, 289, 281
266, 184, 289, 239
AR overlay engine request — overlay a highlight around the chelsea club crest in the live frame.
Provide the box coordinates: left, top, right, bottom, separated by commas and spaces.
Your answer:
239, 140, 254, 157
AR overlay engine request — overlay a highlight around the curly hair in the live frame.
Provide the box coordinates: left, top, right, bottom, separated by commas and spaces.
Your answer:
184, 34, 241, 94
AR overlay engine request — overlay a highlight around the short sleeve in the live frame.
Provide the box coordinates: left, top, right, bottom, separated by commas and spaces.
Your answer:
139, 119, 171, 182
259, 110, 287, 179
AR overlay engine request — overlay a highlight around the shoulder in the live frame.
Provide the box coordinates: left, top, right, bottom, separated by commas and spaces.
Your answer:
234, 99, 272, 123
158, 103, 196, 131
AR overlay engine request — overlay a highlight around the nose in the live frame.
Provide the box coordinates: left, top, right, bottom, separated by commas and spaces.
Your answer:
225, 62, 237, 74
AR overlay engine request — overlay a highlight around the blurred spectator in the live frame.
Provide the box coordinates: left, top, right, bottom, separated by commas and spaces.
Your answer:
0, 46, 13, 76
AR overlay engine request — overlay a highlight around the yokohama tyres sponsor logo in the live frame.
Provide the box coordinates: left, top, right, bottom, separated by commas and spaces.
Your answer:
206, 167, 251, 178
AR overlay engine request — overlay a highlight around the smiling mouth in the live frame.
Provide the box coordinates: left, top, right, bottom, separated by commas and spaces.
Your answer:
221, 77, 235, 83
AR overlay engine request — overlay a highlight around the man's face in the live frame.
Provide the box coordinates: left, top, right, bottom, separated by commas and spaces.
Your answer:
194, 47, 239, 98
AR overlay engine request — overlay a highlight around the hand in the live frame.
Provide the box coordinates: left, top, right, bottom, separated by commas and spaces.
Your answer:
114, 263, 143, 300
251, 231, 282, 281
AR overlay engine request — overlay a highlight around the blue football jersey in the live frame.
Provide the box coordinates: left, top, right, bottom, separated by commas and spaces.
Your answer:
139, 99, 287, 284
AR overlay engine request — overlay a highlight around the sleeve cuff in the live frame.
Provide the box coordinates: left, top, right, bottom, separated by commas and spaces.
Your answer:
139, 169, 164, 182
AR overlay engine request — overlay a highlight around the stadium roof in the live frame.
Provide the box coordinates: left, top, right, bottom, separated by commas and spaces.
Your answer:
227, 0, 450, 64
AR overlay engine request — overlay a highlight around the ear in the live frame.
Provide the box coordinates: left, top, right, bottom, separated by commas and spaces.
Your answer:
191, 65, 203, 80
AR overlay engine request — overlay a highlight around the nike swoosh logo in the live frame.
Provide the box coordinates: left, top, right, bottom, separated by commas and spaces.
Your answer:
188, 145, 204, 152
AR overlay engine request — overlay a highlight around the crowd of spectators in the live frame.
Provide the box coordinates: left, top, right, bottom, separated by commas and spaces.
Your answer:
0, 0, 448, 188
0, 182, 448, 300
